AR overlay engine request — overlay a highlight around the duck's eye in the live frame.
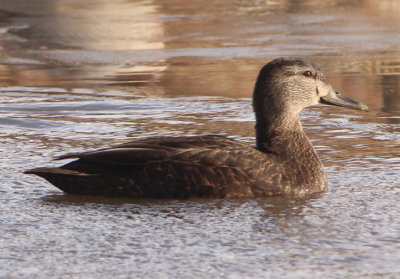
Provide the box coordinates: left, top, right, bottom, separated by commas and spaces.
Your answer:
303, 70, 313, 78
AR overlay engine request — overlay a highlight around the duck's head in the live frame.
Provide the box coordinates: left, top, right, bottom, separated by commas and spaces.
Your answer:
253, 57, 368, 121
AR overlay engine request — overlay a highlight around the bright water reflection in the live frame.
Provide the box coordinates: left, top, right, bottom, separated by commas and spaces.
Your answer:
0, 0, 400, 278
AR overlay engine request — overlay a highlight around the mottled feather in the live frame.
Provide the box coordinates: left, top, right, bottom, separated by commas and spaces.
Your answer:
25, 57, 367, 198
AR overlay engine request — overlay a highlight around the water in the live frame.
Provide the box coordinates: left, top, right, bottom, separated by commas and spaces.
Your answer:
1, 0, 400, 278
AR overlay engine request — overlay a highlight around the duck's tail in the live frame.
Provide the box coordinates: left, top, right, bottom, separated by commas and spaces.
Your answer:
24, 167, 92, 177
24, 167, 99, 195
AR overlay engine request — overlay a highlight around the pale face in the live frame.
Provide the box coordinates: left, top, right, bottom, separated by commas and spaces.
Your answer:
253, 57, 368, 126
272, 63, 368, 113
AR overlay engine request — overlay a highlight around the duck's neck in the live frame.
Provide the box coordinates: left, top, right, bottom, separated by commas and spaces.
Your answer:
256, 113, 327, 193
256, 113, 306, 155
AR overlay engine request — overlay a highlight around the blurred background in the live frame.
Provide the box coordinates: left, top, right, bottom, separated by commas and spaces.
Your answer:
0, 0, 400, 107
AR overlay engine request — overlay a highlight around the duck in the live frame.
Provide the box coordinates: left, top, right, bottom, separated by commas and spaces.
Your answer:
25, 57, 368, 198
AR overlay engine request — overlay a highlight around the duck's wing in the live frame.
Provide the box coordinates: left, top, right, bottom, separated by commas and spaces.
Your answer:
55, 135, 262, 168
56, 147, 170, 167
25, 135, 278, 198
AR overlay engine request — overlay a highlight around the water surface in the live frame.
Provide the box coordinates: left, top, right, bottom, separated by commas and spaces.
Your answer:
1, 0, 400, 278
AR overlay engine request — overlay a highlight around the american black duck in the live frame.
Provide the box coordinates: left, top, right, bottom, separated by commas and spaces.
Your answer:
25, 57, 368, 198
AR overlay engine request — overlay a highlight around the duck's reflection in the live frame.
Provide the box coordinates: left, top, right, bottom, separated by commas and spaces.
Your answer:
381, 75, 400, 117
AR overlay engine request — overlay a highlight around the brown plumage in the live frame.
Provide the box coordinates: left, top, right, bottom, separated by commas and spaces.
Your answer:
25, 57, 368, 198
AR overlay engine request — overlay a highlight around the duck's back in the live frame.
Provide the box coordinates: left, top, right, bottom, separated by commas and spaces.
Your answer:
26, 135, 285, 198
24, 57, 369, 198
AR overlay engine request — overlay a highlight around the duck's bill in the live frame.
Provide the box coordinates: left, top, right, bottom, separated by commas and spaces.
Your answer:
320, 90, 369, 111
